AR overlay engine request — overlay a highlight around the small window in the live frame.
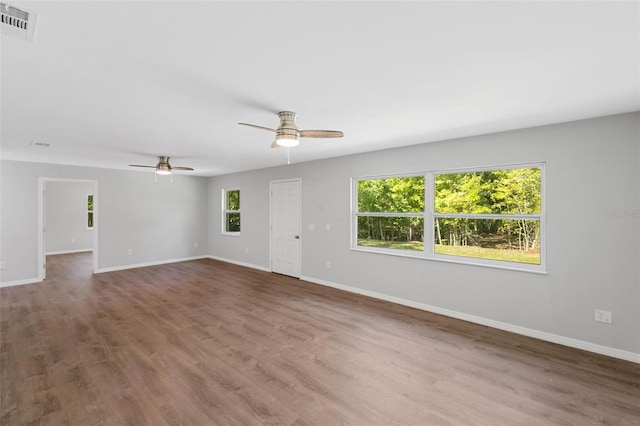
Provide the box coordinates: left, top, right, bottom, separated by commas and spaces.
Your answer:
87, 194, 94, 230
222, 189, 241, 234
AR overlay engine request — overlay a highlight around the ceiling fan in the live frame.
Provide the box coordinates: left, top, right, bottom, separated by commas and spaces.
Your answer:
239, 111, 344, 148
129, 156, 194, 175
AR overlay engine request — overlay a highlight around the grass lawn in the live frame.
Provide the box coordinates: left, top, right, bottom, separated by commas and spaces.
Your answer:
357, 239, 423, 251
357, 239, 540, 264
435, 244, 540, 264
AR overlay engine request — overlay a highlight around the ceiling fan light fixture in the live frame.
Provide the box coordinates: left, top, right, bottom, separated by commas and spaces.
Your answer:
275, 135, 299, 147
156, 164, 171, 175
130, 156, 193, 177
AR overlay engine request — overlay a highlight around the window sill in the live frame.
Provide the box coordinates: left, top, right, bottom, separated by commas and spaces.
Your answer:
350, 246, 547, 275
222, 232, 241, 237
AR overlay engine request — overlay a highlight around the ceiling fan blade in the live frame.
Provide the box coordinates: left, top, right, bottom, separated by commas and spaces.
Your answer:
129, 164, 157, 168
299, 130, 344, 138
171, 166, 195, 171
239, 123, 277, 133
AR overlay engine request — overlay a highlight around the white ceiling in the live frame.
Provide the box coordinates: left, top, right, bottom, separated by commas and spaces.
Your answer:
1, 1, 638, 176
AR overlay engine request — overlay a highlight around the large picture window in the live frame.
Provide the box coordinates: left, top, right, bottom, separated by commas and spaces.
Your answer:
222, 189, 241, 234
352, 164, 545, 272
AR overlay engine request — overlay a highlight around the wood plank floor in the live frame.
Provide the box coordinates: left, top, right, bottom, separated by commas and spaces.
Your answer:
1, 253, 639, 425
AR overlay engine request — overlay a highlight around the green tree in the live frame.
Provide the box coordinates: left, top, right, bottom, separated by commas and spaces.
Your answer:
226, 190, 240, 232
357, 177, 424, 243
434, 168, 540, 251
492, 168, 540, 250
358, 168, 540, 256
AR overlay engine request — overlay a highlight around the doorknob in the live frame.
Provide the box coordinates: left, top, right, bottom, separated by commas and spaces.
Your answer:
294, 235, 300, 239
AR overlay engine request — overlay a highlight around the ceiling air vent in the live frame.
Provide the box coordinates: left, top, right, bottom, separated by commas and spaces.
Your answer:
1, 2, 38, 41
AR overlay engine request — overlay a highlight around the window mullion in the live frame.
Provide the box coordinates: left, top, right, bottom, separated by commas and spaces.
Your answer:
425, 172, 435, 257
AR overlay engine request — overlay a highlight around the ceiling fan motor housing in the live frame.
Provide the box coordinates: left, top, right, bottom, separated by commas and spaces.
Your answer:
156, 156, 172, 174
276, 111, 300, 146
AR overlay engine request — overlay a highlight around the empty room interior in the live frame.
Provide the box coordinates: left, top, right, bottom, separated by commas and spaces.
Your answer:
1, 1, 639, 425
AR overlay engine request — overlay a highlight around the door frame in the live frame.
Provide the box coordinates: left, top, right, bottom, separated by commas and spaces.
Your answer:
269, 178, 302, 278
38, 177, 99, 280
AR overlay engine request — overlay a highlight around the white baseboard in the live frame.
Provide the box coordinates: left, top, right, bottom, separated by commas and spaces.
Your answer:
207, 255, 271, 272
300, 275, 640, 364
1, 254, 221, 288
0, 255, 255, 288
0, 277, 43, 288
95, 255, 210, 273
46, 249, 93, 255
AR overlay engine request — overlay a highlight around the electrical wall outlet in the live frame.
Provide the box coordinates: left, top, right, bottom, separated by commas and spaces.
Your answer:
127, 249, 133, 255
194, 242, 198, 248
0, 262, 6, 270
326, 261, 331, 270
595, 309, 612, 324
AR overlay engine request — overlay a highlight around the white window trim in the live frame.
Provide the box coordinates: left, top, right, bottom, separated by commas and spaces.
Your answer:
351, 163, 546, 274
222, 188, 241, 236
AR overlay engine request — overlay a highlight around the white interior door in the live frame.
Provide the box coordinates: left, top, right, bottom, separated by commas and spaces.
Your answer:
270, 179, 302, 278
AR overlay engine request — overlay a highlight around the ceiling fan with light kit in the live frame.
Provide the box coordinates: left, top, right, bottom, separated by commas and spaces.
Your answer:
129, 156, 194, 182
239, 111, 344, 163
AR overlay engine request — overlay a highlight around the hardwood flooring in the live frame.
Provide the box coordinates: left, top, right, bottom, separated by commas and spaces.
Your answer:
1, 253, 639, 425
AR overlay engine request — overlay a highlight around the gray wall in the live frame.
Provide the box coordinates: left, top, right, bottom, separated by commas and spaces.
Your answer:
208, 112, 640, 356
1, 113, 637, 359
45, 180, 94, 254
0, 162, 209, 282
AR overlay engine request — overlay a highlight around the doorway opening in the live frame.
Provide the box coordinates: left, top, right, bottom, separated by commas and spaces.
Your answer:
38, 178, 98, 280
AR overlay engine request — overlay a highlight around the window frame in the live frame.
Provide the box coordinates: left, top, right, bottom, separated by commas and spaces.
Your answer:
222, 189, 241, 236
351, 163, 546, 273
